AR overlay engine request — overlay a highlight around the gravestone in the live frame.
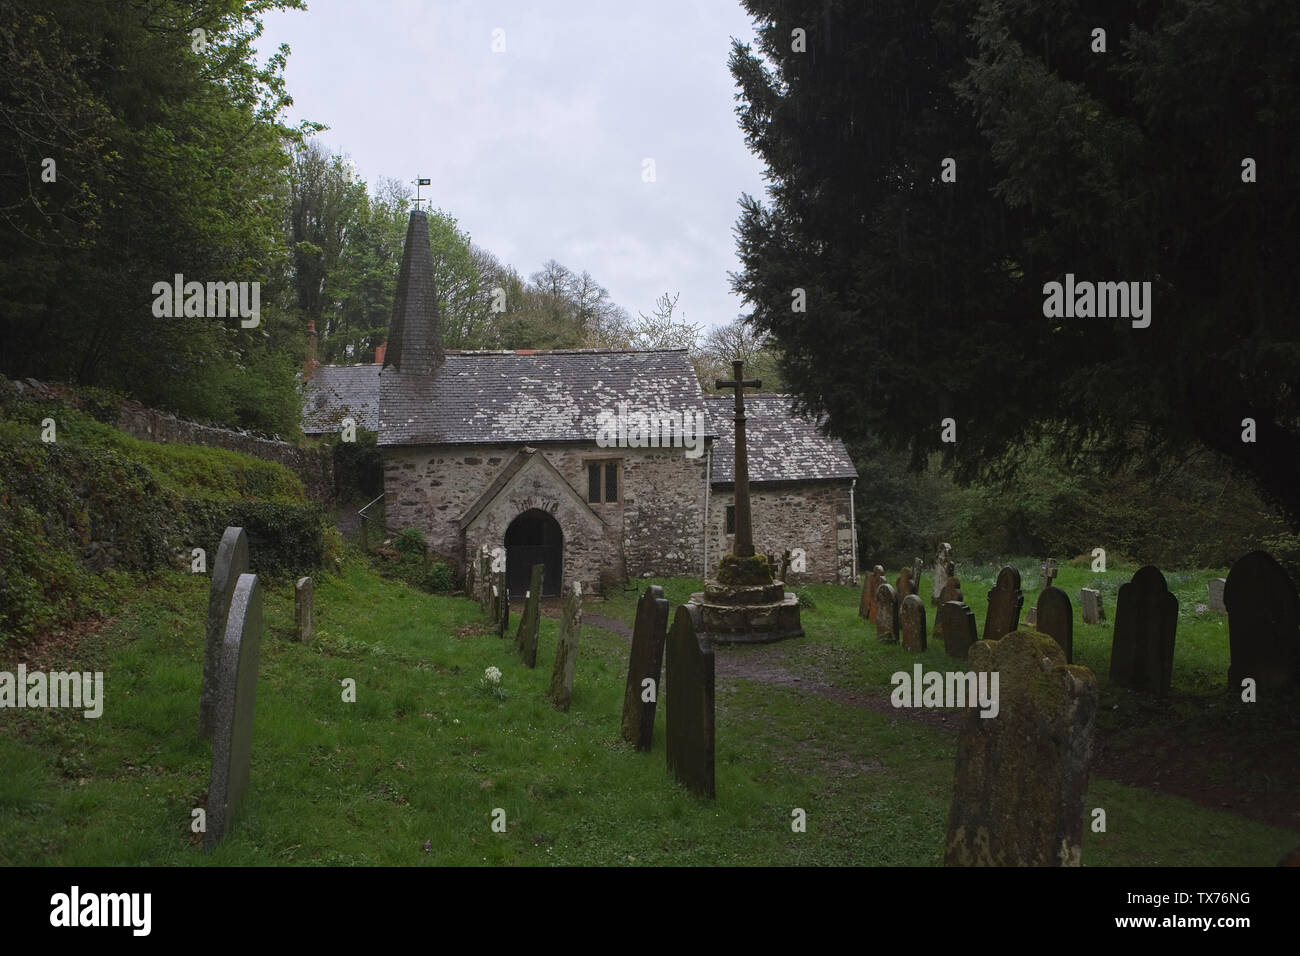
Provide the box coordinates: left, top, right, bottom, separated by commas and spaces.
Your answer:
548, 581, 582, 711
938, 601, 978, 659
205, 573, 263, 853
931, 542, 954, 605
294, 577, 312, 643
200, 526, 249, 740
1025, 607, 1038, 628
495, 571, 509, 637
875, 583, 899, 643
1224, 551, 1300, 696
1036, 585, 1074, 663
621, 585, 670, 751
1080, 588, 1106, 624
911, 557, 925, 597
1110, 566, 1178, 697
1039, 558, 1058, 594
896, 568, 915, 600
515, 563, 544, 668
983, 566, 1024, 643
900, 594, 927, 652
465, 558, 477, 602
1208, 578, 1227, 613
933, 577, 963, 642
479, 547, 493, 616
860, 565, 886, 621
665, 603, 715, 799
945, 630, 1099, 866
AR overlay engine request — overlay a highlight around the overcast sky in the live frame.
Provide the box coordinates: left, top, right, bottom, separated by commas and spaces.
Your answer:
255, 0, 769, 332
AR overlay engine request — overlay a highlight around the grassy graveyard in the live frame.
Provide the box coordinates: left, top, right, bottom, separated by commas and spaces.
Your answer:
0, 553, 1295, 866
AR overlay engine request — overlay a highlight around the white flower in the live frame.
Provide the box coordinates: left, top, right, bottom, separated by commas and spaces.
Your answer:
484, 666, 502, 685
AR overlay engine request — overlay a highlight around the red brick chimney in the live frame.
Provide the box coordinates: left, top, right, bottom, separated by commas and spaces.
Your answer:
374, 340, 387, 365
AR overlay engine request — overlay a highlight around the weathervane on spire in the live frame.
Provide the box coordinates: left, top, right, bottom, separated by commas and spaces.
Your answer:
413, 176, 431, 212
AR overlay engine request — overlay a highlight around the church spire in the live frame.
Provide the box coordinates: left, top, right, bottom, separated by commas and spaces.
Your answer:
383, 210, 444, 376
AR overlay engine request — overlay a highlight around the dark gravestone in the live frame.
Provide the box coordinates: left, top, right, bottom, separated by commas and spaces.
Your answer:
911, 557, 924, 598
900, 594, 927, 652
1080, 588, 1105, 625
294, 576, 312, 643
479, 548, 493, 616
933, 577, 963, 643
548, 581, 582, 711
1208, 577, 1227, 613
860, 565, 885, 621
983, 566, 1024, 643
938, 601, 978, 659
495, 571, 509, 637
1036, 585, 1074, 663
205, 573, 262, 852
621, 585, 670, 751
895, 568, 915, 600
465, 557, 477, 603
515, 563, 544, 668
1110, 566, 1178, 697
875, 583, 899, 643
945, 630, 1099, 866
1225, 551, 1300, 696
200, 526, 249, 740
665, 603, 715, 799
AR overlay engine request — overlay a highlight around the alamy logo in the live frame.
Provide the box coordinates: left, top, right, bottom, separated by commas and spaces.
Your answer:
595, 402, 705, 459
50, 886, 151, 936
890, 665, 999, 718
0, 666, 103, 718
151, 273, 260, 327
1042, 273, 1151, 328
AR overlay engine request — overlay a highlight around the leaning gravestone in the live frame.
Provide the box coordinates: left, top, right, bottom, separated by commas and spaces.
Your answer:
1110, 565, 1178, 697
932, 543, 954, 605
983, 566, 1024, 643
200, 526, 249, 740
1039, 558, 1058, 594
1225, 551, 1300, 696
548, 581, 583, 711
938, 601, 978, 659
1036, 585, 1074, 663
896, 568, 915, 600
860, 565, 886, 622
621, 585, 670, 751
1208, 577, 1227, 613
515, 563, 544, 668
665, 602, 715, 799
900, 594, 927, 652
206, 573, 263, 853
875, 583, 899, 643
294, 577, 312, 643
945, 630, 1099, 866
1080, 588, 1106, 624
495, 571, 509, 637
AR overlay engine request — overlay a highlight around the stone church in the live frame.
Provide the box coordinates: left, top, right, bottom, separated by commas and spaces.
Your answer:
303, 211, 858, 595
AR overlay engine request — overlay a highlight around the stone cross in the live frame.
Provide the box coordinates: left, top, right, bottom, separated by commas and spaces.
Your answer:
715, 359, 761, 558
206, 573, 262, 852
1039, 558, 1058, 594
201, 526, 248, 740
665, 603, 715, 799
621, 585, 670, 751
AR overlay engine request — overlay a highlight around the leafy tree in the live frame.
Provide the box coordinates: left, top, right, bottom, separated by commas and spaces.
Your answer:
729, 0, 1300, 531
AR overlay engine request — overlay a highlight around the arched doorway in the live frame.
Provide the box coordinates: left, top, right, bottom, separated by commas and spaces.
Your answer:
505, 509, 562, 598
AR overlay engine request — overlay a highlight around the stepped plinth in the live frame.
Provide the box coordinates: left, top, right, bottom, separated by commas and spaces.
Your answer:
689, 553, 803, 644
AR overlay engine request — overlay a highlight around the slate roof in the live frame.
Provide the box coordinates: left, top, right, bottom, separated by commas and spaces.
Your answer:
376, 348, 710, 446
706, 395, 857, 484
301, 364, 381, 434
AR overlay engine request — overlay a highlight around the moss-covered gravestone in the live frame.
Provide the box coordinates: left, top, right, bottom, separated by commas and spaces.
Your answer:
1225, 551, 1300, 697
983, 566, 1024, 643
875, 583, 899, 643
515, 563, 544, 668
900, 594, 927, 651
479, 547, 493, 617
548, 581, 582, 711
860, 565, 885, 621
945, 630, 1099, 866
294, 576, 312, 643
895, 567, 915, 599
621, 584, 670, 751
665, 603, 715, 799
1110, 565, 1177, 696
200, 526, 248, 740
1080, 588, 1105, 625
938, 601, 978, 659
206, 573, 263, 853
1035, 585, 1073, 663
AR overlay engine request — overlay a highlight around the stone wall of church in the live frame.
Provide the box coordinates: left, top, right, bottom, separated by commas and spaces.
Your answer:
381, 441, 708, 591
707, 480, 855, 585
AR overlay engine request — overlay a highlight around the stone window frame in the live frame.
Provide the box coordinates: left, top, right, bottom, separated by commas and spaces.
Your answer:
584, 456, 623, 505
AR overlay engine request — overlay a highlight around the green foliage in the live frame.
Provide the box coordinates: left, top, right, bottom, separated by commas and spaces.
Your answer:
181, 500, 323, 577
330, 427, 383, 502
393, 526, 428, 556
422, 561, 454, 593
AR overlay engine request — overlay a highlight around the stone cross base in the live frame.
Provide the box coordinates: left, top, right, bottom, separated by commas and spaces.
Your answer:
687, 579, 803, 645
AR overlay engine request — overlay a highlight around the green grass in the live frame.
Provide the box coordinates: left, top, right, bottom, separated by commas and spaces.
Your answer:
0, 556, 1294, 865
